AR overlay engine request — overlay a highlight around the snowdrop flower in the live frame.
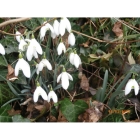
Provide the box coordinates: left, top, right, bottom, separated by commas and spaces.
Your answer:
15, 53, 30, 78
53, 19, 59, 36
64, 17, 71, 33
68, 32, 75, 46
37, 52, 52, 73
16, 31, 23, 43
40, 22, 54, 41
48, 85, 58, 103
59, 18, 66, 36
57, 42, 66, 55
18, 39, 27, 51
125, 79, 139, 95
51, 32, 57, 39
33, 81, 48, 102
26, 37, 43, 61
69, 51, 82, 68
57, 67, 73, 90
0, 43, 5, 55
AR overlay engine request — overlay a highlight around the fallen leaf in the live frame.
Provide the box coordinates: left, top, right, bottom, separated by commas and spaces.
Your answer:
8, 108, 21, 116
89, 87, 97, 96
128, 52, 136, 65
80, 74, 89, 91
57, 110, 67, 122
6, 64, 18, 81
112, 21, 123, 37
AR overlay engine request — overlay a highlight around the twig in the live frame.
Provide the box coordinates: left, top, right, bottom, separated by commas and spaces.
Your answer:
135, 103, 140, 120
0, 17, 32, 28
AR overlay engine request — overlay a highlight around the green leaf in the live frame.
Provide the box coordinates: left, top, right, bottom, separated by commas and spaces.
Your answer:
0, 35, 18, 54
0, 56, 7, 66
12, 115, 30, 122
0, 83, 15, 106
0, 104, 12, 122
60, 98, 88, 122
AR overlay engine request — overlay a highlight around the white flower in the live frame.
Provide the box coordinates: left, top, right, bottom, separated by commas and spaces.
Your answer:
69, 52, 82, 68
53, 19, 59, 36
48, 90, 58, 103
18, 39, 27, 51
16, 31, 22, 43
68, 33, 75, 46
15, 58, 30, 78
59, 18, 66, 36
40, 22, 54, 41
51, 32, 57, 39
33, 85, 48, 102
57, 42, 66, 55
0, 43, 5, 55
64, 17, 71, 33
57, 71, 73, 90
35, 63, 40, 75
26, 38, 42, 61
125, 79, 139, 95
38, 58, 52, 72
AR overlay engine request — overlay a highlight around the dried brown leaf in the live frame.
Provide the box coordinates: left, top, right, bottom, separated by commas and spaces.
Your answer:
80, 74, 89, 91
112, 21, 123, 37
58, 110, 67, 122
128, 52, 136, 65
8, 108, 21, 116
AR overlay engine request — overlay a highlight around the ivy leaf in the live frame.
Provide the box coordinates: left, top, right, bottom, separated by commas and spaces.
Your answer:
0, 104, 12, 122
60, 98, 88, 122
12, 115, 30, 122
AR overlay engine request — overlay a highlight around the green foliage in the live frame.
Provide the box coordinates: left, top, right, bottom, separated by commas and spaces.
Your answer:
0, 83, 15, 106
60, 98, 88, 122
12, 115, 30, 122
0, 104, 12, 122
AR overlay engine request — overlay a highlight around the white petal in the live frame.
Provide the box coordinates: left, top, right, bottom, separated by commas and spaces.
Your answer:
26, 44, 34, 61
51, 32, 57, 39
68, 33, 75, 46
69, 52, 74, 65
18, 39, 27, 51
46, 23, 54, 33
57, 42, 66, 55
14, 60, 20, 76
42, 59, 52, 70
67, 73, 73, 81
125, 79, 134, 95
36, 64, 40, 75
53, 20, 59, 36
74, 54, 81, 68
19, 58, 31, 78
57, 73, 62, 83
61, 72, 69, 90
133, 79, 139, 95
0, 43, 5, 55
48, 91, 58, 103
59, 19, 66, 36
39, 87, 48, 101
31, 38, 43, 55
16, 31, 22, 43
38, 62, 44, 71
40, 26, 47, 41
33, 87, 40, 102
64, 17, 71, 33
33, 50, 38, 59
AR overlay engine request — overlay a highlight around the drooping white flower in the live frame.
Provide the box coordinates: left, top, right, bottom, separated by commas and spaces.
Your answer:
57, 42, 66, 55
53, 19, 59, 36
0, 43, 5, 55
15, 54, 30, 78
68, 32, 75, 46
125, 79, 139, 95
16, 31, 22, 43
51, 32, 57, 39
69, 52, 82, 68
35, 63, 40, 75
57, 68, 73, 90
48, 90, 58, 103
33, 82, 48, 102
18, 39, 27, 51
25, 38, 42, 61
38, 58, 52, 72
59, 18, 66, 36
40, 22, 54, 41
64, 17, 71, 33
